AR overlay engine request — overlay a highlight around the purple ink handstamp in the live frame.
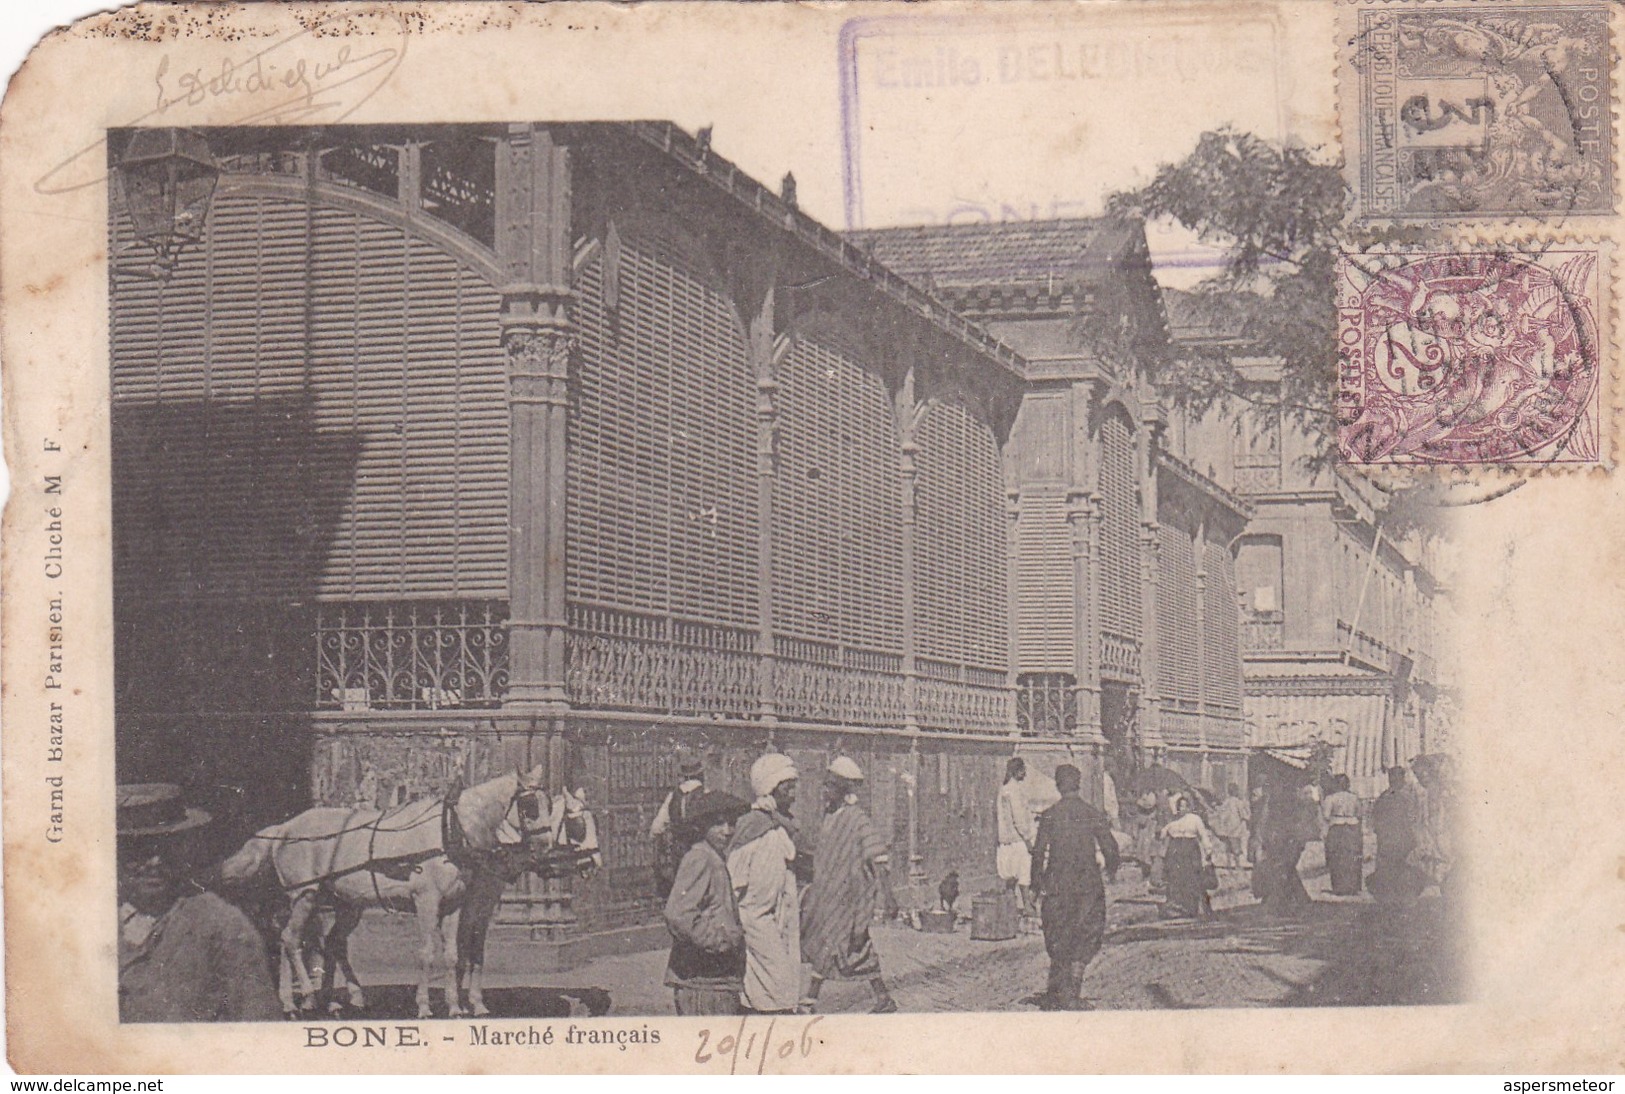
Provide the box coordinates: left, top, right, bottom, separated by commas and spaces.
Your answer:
1348, 5, 1614, 219
1337, 249, 1605, 466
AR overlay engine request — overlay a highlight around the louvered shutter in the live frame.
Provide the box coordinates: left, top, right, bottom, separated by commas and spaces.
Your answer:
1203, 539, 1242, 713
773, 336, 904, 652
110, 191, 509, 603
1158, 523, 1199, 707
1337, 532, 1359, 623
568, 229, 759, 626
1098, 410, 1141, 668
1014, 486, 1074, 671
915, 400, 1007, 672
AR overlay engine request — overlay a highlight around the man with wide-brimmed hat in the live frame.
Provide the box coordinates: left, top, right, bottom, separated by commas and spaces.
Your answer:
727, 752, 802, 1013
650, 748, 707, 900
663, 790, 750, 1015
117, 783, 281, 1022
801, 756, 899, 1013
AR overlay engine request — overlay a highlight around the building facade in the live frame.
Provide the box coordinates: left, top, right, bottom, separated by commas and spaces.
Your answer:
109, 123, 1103, 948
110, 127, 1265, 953
852, 222, 1252, 797
1164, 291, 1455, 798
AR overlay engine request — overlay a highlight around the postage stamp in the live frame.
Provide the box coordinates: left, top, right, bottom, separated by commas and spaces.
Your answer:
1347, 5, 1614, 220
1336, 248, 1606, 465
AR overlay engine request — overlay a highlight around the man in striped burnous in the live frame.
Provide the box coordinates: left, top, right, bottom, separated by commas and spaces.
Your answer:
800, 756, 900, 1013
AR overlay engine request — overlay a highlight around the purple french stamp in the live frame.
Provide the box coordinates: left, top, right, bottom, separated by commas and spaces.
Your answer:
1337, 249, 1604, 466
1351, 5, 1614, 219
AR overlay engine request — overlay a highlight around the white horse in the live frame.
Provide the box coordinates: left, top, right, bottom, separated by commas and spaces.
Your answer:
221, 765, 599, 1019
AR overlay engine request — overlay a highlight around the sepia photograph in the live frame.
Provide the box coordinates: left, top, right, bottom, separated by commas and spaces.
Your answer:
105, 116, 1464, 1022
3, 0, 1623, 1076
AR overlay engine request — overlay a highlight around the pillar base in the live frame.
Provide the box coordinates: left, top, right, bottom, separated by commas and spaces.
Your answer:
500, 687, 571, 714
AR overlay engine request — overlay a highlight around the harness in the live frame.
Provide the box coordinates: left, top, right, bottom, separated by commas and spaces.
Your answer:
265, 771, 555, 903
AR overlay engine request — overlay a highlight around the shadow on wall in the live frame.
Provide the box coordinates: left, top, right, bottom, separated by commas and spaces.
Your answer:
112, 396, 365, 818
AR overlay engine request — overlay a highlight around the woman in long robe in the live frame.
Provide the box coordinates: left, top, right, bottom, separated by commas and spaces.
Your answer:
1159, 795, 1218, 918
1256, 784, 1314, 909
1320, 775, 1363, 896
1369, 766, 1427, 902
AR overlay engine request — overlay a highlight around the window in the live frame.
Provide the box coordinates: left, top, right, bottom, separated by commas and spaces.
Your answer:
1236, 535, 1284, 650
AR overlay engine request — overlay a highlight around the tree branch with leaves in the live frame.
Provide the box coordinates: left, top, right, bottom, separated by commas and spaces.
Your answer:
1100, 128, 1447, 538
1102, 128, 1343, 440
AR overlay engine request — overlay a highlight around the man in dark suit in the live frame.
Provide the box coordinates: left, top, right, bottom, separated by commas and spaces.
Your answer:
1031, 764, 1120, 1011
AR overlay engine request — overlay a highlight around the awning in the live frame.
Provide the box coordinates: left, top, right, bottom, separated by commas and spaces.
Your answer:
1256, 745, 1316, 770
1245, 692, 1389, 784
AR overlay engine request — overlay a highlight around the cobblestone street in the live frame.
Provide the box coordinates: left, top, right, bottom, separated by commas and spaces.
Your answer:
341, 860, 1466, 1018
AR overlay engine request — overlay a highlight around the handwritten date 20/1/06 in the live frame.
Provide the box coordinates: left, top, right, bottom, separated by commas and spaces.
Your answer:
695, 1016, 825, 1074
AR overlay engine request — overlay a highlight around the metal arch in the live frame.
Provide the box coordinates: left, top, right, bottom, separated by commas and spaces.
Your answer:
216, 173, 507, 289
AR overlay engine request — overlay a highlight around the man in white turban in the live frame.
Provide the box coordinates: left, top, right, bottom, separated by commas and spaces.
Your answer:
727, 752, 802, 1013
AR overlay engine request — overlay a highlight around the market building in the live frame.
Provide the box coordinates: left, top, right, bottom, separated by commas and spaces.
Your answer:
108, 123, 1059, 953
1162, 290, 1455, 798
108, 124, 1250, 955
850, 222, 1252, 797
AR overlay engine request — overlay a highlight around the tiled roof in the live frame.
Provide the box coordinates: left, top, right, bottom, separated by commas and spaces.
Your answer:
846, 218, 1140, 290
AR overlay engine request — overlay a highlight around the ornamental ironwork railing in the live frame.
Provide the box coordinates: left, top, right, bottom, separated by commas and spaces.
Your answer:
564, 605, 1012, 731
1336, 618, 1395, 668
772, 636, 907, 727
1158, 705, 1204, 747
565, 603, 760, 719
1100, 631, 1142, 681
1016, 672, 1078, 737
316, 601, 509, 710
916, 657, 1015, 734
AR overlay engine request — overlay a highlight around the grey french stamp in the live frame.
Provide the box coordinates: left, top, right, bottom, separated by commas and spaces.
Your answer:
1353, 5, 1614, 219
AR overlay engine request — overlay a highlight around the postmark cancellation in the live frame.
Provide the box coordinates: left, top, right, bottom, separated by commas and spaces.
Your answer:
1336, 246, 1608, 467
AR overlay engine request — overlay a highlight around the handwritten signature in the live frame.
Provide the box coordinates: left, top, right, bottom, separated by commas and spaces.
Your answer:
153, 43, 395, 120
37, 9, 408, 196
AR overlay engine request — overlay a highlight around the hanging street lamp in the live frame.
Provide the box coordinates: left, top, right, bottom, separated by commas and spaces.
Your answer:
113, 128, 219, 279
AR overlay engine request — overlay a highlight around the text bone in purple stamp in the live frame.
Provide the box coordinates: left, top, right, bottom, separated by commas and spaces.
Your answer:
1337, 250, 1603, 466
1354, 5, 1614, 219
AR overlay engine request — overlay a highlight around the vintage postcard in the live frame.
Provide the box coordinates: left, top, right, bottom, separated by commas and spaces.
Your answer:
3, 0, 1624, 1076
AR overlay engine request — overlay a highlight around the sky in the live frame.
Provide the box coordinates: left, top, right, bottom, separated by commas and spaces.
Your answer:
0, 2, 1337, 286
